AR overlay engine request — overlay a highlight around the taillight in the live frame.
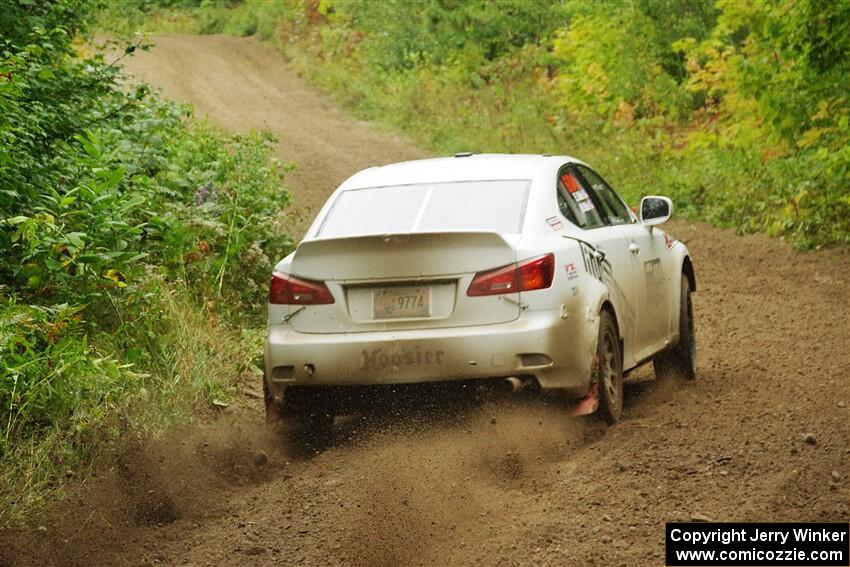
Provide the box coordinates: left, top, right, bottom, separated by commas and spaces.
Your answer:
269, 273, 334, 305
518, 253, 555, 291
467, 253, 554, 297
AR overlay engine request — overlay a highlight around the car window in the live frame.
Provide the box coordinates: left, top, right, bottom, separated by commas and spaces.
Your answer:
576, 165, 633, 225
556, 168, 605, 229
317, 180, 531, 238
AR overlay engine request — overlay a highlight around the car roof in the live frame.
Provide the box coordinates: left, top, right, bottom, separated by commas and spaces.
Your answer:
340, 153, 585, 189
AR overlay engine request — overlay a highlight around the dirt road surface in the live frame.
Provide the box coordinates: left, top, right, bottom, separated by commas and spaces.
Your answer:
120, 34, 426, 237
3, 35, 848, 567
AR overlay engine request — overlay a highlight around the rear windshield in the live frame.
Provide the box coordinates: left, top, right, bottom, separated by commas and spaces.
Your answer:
317, 180, 531, 238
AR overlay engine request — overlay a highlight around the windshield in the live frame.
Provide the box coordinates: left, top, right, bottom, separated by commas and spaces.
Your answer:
317, 180, 531, 238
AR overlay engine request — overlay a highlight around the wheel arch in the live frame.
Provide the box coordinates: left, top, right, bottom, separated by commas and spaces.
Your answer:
600, 299, 617, 325
599, 299, 625, 355
682, 255, 696, 292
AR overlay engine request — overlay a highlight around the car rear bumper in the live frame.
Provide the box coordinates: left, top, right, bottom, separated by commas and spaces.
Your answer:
264, 310, 597, 402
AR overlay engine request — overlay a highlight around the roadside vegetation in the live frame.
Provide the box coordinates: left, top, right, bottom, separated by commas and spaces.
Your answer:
0, 0, 292, 524
102, 0, 850, 249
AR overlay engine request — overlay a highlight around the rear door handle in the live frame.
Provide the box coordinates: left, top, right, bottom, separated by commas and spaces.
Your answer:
629, 242, 640, 255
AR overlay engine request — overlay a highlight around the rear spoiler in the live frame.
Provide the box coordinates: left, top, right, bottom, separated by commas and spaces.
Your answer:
290, 231, 516, 281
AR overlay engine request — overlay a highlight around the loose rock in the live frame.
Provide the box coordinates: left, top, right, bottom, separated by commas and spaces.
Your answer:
253, 450, 269, 467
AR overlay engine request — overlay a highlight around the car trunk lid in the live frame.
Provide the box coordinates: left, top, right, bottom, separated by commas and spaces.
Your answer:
287, 231, 520, 333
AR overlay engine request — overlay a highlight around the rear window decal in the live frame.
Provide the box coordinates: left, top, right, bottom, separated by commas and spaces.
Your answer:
561, 173, 581, 193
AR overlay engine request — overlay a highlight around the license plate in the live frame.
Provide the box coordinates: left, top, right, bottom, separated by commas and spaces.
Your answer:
372, 287, 430, 319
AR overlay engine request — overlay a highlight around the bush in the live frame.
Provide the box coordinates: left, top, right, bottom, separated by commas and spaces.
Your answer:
0, 56, 291, 315
0, 299, 126, 447
132, 0, 850, 248
0, 0, 291, 523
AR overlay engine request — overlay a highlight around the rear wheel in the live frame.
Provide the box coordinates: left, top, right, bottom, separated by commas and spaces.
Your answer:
596, 310, 624, 424
286, 403, 334, 452
653, 277, 696, 380
263, 376, 282, 423
265, 382, 334, 452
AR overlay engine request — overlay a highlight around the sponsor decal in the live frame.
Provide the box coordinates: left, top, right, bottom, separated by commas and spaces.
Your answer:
578, 200, 596, 213
565, 262, 579, 280
546, 216, 564, 231
360, 346, 445, 371
561, 172, 582, 193
574, 188, 591, 202
579, 242, 604, 280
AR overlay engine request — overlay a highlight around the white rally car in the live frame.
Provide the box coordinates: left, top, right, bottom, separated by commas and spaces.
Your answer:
264, 154, 696, 441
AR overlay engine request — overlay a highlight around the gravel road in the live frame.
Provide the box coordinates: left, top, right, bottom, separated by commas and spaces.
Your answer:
3, 34, 847, 567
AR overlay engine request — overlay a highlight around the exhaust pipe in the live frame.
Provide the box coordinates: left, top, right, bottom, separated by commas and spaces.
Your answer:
503, 376, 535, 393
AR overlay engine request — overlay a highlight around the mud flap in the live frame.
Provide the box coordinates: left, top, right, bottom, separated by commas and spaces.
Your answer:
569, 380, 599, 417
263, 377, 283, 424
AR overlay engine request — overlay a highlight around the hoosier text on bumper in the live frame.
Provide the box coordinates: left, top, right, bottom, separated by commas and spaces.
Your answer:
360, 347, 445, 370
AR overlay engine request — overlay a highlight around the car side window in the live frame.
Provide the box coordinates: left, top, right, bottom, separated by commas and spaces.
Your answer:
576, 165, 633, 225
556, 167, 605, 229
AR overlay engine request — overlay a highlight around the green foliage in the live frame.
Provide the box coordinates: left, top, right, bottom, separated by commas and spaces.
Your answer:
155, 124, 292, 316
1, 299, 125, 445
133, 0, 849, 248
0, 277, 260, 520
330, 0, 562, 71
94, 0, 202, 34
553, 1, 716, 120
0, 8, 291, 310
665, 0, 850, 246
0, 0, 291, 523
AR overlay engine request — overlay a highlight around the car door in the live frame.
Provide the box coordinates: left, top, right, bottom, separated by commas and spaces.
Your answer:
575, 165, 670, 360
555, 166, 639, 364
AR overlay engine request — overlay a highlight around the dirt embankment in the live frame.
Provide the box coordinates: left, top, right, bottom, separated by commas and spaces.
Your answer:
2, 35, 848, 567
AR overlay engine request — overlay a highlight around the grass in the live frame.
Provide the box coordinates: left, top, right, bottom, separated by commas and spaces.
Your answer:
2, 7, 289, 525
96, 0, 850, 249
0, 275, 262, 525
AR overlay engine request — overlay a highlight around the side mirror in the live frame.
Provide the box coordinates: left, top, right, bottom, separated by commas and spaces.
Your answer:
640, 196, 672, 226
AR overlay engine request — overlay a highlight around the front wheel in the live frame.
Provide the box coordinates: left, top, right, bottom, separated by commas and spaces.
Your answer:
596, 310, 624, 424
654, 276, 697, 380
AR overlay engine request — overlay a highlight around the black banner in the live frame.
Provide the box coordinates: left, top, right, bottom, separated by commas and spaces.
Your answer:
666, 523, 849, 566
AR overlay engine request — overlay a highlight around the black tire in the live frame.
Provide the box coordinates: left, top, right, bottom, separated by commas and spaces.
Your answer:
286, 407, 334, 452
595, 310, 624, 424
653, 276, 697, 380
283, 388, 335, 452
265, 381, 334, 452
